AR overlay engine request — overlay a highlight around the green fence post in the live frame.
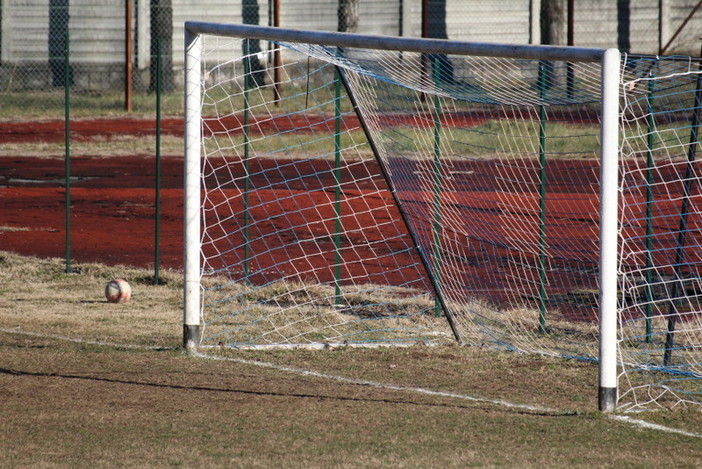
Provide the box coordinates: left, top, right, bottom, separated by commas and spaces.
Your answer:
645, 75, 656, 341
432, 55, 443, 318
334, 64, 343, 306
243, 41, 252, 284
537, 61, 549, 334
154, 37, 162, 285
64, 30, 72, 274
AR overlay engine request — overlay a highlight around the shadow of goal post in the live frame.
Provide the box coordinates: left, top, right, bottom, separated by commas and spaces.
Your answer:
182, 22, 621, 412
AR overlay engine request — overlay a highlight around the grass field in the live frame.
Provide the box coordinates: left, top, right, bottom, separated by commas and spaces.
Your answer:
1, 252, 701, 468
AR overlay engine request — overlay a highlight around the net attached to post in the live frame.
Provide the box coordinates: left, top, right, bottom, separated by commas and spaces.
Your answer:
190, 28, 701, 409
197, 34, 607, 355
618, 55, 702, 410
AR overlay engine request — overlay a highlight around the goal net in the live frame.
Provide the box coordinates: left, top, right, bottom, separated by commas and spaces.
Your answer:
618, 56, 702, 410
184, 23, 701, 411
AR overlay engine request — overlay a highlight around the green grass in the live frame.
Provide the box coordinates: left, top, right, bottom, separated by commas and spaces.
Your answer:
0, 89, 184, 120
381, 119, 602, 159
5, 113, 693, 166
0, 135, 185, 158
4, 75, 696, 166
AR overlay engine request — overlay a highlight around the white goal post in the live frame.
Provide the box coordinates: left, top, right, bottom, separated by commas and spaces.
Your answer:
183, 22, 622, 410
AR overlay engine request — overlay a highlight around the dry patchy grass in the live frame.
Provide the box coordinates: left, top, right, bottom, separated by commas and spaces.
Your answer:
0, 252, 182, 347
1, 252, 701, 468
0, 135, 185, 159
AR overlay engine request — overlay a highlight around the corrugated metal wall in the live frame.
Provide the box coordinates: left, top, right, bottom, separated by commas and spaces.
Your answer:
574, 0, 656, 53
70, 1, 123, 63
671, 0, 702, 53
447, 0, 532, 44
1, 0, 51, 62
1, 1, 700, 67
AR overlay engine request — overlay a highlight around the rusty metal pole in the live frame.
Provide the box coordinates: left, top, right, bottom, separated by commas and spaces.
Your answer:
660, 0, 701, 55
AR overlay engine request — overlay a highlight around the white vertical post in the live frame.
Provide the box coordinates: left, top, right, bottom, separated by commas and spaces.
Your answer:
136, 0, 149, 70
598, 48, 621, 412
530, 0, 541, 45
183, 27, 202, 350
1, 0, 9, 62
658, 0, 671, 54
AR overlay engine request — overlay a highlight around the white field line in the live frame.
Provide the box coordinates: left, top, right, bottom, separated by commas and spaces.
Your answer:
194, 351, 702, 439
609, 415, 702, 439
2, 327, 700, 439
193, 351, 554, 413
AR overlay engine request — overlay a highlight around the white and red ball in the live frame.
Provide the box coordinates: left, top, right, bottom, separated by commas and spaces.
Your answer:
105, 279, 132, 303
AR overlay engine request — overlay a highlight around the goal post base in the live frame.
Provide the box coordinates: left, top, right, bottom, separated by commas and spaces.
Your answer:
598, 387, 617, 412
183, 324, 201, 351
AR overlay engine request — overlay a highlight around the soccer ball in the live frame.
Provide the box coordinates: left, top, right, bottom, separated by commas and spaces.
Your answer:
105, 279, 132, 303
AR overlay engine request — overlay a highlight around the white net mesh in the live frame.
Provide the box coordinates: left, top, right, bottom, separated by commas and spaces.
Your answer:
191, 32, 701, 409
618, 56, 702, 410
198, 36, 452, 347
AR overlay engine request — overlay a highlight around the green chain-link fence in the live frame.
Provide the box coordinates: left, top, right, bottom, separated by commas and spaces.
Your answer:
1, 1, 698, 120
0, 0, 699, 274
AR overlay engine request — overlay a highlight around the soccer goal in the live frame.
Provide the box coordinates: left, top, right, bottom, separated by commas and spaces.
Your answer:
183, 22, 702, 411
